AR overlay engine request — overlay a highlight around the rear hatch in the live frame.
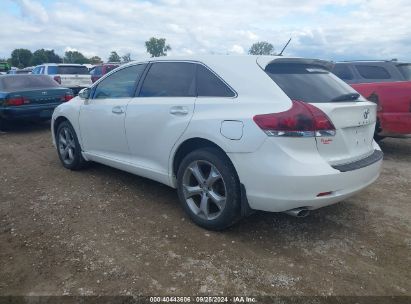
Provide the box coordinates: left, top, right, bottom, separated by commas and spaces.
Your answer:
258, 57, 377, 166
49, 65, 92, 88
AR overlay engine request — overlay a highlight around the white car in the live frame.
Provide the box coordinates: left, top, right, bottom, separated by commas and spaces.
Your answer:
51, 56, 382, 230
32, 63, 92, 95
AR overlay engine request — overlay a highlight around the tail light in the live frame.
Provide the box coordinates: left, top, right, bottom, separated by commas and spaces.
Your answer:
253, 100, 336, 137
62, 92, 74, 102
53, 75, 61, 84
6, 96, 29, 106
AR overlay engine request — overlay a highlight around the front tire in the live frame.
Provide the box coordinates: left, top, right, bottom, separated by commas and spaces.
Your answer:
56, 121, 87, 170
177, 147, 242, 230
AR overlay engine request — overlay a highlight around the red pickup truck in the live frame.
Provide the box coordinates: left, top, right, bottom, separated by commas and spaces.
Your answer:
333, 61, 411, 140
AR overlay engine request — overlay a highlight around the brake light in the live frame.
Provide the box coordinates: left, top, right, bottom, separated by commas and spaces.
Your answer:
53, 75, 61, 84
6, 96, 28, 106
64, 93, 74, 102
253, 100, 336, 137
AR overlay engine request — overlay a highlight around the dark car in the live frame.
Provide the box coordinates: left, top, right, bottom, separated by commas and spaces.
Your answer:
90, 63, 120, 83
332, 60, 411, 84
0, 75, 73, 130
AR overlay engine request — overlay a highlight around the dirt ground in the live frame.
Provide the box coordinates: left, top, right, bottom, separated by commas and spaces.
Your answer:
0, 122, 410, 297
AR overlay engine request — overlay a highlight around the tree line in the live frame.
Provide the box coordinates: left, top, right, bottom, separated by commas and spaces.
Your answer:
1, 38, 275, 69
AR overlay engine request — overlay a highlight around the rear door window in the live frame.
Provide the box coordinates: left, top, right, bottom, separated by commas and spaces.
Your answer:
332, 64, 354, 81
139, 62, 195, 97
48, 65, 89, 75
355, 65, 391, 79
397, 64, 411, 80
265, 63, 360, 103
196, 64, 235, 97
93, 64, 146, 99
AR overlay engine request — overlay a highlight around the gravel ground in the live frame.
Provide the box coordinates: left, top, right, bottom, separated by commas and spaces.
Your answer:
0, 122, 410, 296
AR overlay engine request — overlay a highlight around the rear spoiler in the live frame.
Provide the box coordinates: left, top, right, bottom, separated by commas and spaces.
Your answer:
256, 56, 334, 71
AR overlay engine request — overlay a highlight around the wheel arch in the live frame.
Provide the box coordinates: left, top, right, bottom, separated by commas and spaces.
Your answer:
171, 137, 233, 181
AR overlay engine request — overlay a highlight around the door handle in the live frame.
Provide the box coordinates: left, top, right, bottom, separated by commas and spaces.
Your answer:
170, 106, 189, 116
112, 106, 124, 114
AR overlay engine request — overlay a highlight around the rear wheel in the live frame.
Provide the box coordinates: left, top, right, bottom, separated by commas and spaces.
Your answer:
56, 121, 87, 170
177, 148, 242, 230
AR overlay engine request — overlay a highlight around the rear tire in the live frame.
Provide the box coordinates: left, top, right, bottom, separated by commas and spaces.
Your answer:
176, 147, 242, 230
56, 121, 87, 170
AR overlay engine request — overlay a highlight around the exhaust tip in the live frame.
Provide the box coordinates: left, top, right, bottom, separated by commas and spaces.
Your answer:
284, 207, 310, 218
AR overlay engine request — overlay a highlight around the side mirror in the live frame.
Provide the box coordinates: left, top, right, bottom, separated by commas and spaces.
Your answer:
79, 88, 91, 100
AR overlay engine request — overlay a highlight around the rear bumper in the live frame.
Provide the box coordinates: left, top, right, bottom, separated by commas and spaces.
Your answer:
228, 138, 382, 213
0, 103, 61, 120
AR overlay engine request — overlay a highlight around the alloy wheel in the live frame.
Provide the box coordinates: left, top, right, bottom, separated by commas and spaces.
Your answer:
182, 160, 227, 220
58, 127, 76, 165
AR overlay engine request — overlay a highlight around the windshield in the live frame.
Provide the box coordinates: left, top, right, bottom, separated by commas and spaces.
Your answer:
265, 63, 362, 103
48, 65, 89, 75
397, 64, 411, 80
0, 75, 60, 91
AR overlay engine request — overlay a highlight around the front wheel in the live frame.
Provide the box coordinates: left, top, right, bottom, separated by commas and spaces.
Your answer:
177, 148, 242, 230
56, 121, 87, 170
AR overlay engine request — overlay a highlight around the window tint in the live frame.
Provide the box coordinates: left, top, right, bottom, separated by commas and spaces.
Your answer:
0, 75, 60, 91
265, 63, 360, 103
355, 65, 391, 79
197, 64, 235, 97
397, 64, 411, 80
48, 65, 89, 75
93, 64, 146, 99
332, 64, 353, 80
139, 62, 195, 97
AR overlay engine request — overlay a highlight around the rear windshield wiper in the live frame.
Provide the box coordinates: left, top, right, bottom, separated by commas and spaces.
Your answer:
331, 93, 360, 102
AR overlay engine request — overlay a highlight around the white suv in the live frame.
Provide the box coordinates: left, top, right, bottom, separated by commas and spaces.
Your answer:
51, 56, 382, 230
32, 63, 92, 94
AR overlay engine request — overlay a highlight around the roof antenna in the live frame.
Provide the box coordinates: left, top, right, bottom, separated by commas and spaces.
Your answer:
278, 38, 292, 56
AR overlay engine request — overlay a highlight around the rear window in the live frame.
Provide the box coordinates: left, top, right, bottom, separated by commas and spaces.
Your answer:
355, 65, 391, 79
0, 75, 60, 91
397, 64, 411, 80
332, 64, 354, 81
197, 64, 235, 97
48, 65, 89, 75
265, 63, 360, 103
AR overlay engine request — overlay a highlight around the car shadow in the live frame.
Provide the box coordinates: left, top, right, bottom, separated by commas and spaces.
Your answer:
81, 161, 373, 249
378, 137, 411, 161
0, 120, 51, 134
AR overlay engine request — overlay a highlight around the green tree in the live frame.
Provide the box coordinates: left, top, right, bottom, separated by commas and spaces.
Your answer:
122, 53, 131, 63
89, 56, 102, 64
44, 49, 62, 63
145, 37, 171, 57
10, 49, 33, 68
64, 51, 90, 64
31, 49, 48, 66
248, 41, 275, 55
31, 49, 62, 66
108, 51, 121, 62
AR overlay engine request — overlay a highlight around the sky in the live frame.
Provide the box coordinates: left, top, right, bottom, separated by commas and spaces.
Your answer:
1, 0, 411, 62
